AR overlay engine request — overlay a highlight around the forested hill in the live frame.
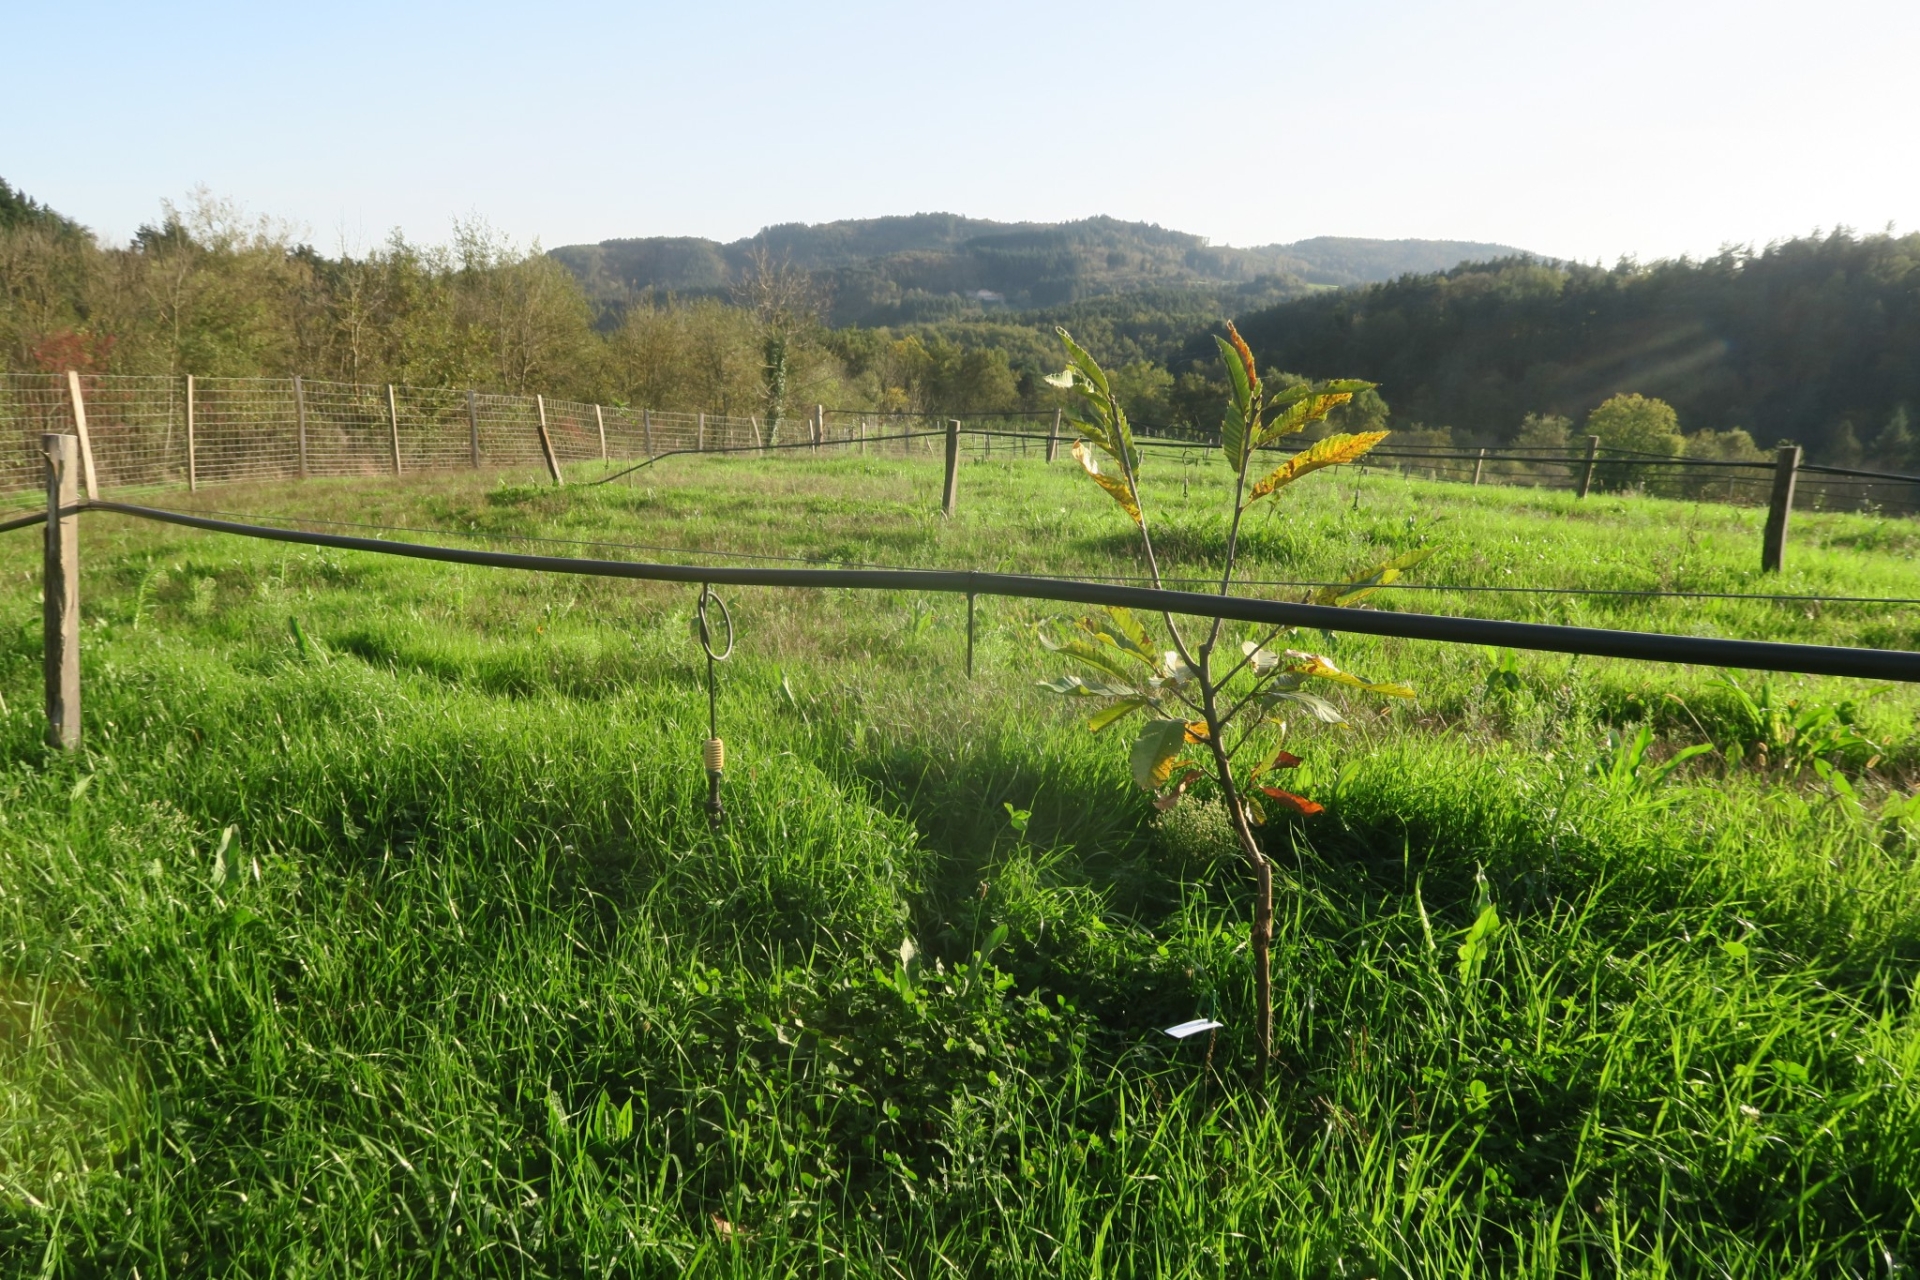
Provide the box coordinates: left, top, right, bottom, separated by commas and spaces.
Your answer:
1220, 233, 1920, 465
550, 215, 1522, 325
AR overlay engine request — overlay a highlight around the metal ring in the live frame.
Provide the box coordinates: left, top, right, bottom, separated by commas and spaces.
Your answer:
695, 585, 734, 661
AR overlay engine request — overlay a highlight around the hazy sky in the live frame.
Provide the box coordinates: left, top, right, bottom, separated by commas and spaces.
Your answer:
5, 0, 1915, 263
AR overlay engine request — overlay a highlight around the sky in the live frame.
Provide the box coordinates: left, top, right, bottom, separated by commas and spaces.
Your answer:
4, 0, 1917, 264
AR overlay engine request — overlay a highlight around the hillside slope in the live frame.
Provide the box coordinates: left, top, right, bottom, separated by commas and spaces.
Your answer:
1216, 234, 1920, 463
550, 215, 1524, 325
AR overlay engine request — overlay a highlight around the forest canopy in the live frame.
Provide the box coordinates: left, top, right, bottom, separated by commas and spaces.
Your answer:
1218, 234, 1920, 467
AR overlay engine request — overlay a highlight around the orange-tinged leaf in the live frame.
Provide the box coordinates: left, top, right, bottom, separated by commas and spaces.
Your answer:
1248, 432, 1388, 502
1225, 320, 1258, 388
1183, 721, 1211, 743
1073, 439, 1142, 525
1248, 747, 1303, 783
1259, 785, 1325, 815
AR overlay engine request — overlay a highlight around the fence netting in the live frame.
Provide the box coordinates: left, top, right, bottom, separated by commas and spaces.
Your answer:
5, 375, 1918, 516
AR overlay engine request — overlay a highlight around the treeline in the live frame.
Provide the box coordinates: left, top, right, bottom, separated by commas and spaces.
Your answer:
1219, 233, 1920, 468
0, 185, 1055, 422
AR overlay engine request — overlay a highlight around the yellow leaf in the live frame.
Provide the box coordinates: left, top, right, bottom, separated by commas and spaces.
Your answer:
1073, 439, 1142, 525
1283, 649, 1416, 698
1309, 546, 1438, 607
1248, 432, 1388, 502
1256, 393, 1354, 446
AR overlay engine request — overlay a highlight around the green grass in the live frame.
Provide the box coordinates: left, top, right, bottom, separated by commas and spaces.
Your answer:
0, 452, 1917, 1275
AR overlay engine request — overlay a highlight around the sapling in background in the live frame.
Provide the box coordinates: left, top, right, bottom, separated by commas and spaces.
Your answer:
1038, 322, 1428, 1064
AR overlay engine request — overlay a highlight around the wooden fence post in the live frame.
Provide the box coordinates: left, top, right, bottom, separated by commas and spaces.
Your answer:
1761, 443, 1801, 573
594, 404, 607, 461
386, 384, 403, 476
942, 418, 961, 517
467, 390, 481, 467
696, 412, 706, 451
1047, 408, 1061, 463
535, 395, 563, 484
1472, 447, 1486, 487
65, 371, 100, 500
642, 408, 653, 456
185, 374, 198, 492
294, 375, 309, 477
1576, 434, 1600, 498
814, 404, 825, 450
43, 434, 80, 750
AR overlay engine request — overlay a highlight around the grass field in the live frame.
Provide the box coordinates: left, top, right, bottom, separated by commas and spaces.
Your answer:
1, 451, 1918, 1276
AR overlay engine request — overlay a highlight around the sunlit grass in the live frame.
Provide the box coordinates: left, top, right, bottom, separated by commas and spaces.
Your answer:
0, 453, 1915, 1274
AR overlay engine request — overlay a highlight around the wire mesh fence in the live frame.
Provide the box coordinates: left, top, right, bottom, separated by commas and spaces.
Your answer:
0, 373, 777, 501
7, 372, 1920, 518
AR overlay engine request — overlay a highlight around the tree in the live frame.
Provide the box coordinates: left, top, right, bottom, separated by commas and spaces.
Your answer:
1035, 323, 1421, 1065
1586, 393, 1682, 490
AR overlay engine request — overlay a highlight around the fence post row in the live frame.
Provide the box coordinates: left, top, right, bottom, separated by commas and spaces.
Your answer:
43, 434, 80, 750
942, 418, 961, 517
468, 390, 481, 468
65, 371, 100, 500
294, 375, 309, 478
185, 374, 198, 492
1762, 444, 1801, 573
535, 395, 563, 485
386, 384, 403, 476
1576, 435, 1600, 499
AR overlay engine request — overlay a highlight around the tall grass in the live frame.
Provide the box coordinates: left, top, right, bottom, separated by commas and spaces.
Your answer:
0, 454, 1915, 1274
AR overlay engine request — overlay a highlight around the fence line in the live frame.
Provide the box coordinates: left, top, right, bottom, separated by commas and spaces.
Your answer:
10, 373, 1920, 526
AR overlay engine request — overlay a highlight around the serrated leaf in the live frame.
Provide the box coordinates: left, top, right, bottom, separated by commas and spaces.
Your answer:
1259, 785, 1325, 815
1247, 432, 1389, 503
1310, 546, 1439, 607
1043, 367, 1078, 389
1037, 630, 1139, 682
1161, 650, 1198, 684
1220, 400, 1251, 474
1214, 335, 1253, 416
1080, 609, 1157, 667
1072, 439, 1142, 525
1282, 650, 1416, 698
1087, 696, 1151, 733
1255, 393, 1354, 446
1225, 322, 1260, 407
1057, 328, 1111, 398
1131, 719, 1193, 791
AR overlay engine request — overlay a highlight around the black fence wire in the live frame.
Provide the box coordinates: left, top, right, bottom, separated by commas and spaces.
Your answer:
5, 501, 1918, 683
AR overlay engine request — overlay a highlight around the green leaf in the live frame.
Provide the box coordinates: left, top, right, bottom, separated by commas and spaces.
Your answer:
1130, 719, 1193, 791
1087, 696, 1151, 733
1038, 630, 1139, 681
1310, 545, 1438, 607
1036, 674, 1139, 698
1085, 607, 1157, 663
1262, 689, 1346, 724
1456, 903, 1501, 981
1220, 401, 1251, 474
1214, 335, 1252, 415
1057, 328, 1112, 399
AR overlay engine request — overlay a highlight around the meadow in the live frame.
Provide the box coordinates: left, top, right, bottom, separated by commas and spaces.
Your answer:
1, 449, 1918, 1276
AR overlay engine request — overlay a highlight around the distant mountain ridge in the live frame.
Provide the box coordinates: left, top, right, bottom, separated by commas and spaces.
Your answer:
549, 215, 1529, 326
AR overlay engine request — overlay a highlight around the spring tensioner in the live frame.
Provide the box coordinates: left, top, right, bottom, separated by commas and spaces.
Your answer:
694, 584, 733, 830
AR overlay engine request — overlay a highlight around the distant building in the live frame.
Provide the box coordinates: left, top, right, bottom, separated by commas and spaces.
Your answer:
970, 290, 1005, 304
